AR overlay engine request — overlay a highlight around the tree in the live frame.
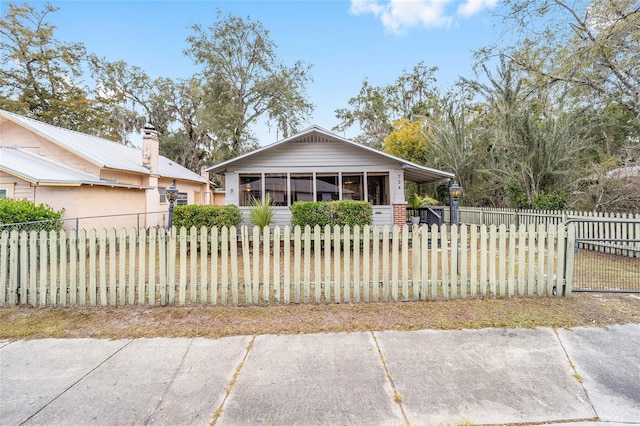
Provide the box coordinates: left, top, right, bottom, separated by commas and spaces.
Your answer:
575, 159, 640, 212
383, 118, 431, 165
427, 90, 487, 205
493, 0, 640, 127
464, 57, 594, 207
334, 62, 439, 149
334, 80, 394, 149
0, 2, 116, 138
184, 10, 314, 155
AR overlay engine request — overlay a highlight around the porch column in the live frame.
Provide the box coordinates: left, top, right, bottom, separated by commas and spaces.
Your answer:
393, 203, 407, 227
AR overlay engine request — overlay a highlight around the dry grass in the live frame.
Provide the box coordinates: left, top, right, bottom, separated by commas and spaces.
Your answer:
1, 293, 639, 340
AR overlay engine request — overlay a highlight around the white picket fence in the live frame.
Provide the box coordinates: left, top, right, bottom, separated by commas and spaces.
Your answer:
0, 224, 575, 307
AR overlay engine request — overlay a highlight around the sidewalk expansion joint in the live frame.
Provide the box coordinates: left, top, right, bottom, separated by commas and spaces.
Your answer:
18, 339, 133, 426
371, 331, 409, 425
146, 338, 194, 424
210, 335, 256, 426
553, 328, 600, 422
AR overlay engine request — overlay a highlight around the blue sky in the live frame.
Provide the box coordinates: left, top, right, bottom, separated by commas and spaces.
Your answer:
19, 0, 502, 144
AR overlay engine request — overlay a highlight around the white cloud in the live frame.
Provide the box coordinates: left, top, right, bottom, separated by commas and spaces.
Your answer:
350, 0, 497, 33
457, 0, 499, 18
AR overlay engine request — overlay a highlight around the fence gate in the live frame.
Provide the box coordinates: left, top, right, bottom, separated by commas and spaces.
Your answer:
565, 218, 640, 293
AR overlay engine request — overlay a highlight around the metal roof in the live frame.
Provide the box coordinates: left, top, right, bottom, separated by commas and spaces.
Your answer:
0, 109, 207, 184
0, 147, 149, 188
206, 125, 454, 184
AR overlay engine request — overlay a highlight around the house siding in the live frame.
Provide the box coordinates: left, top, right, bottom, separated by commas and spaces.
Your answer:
101, 169, 144, 186
230, 140, 403, 171
0, 173, 33, 201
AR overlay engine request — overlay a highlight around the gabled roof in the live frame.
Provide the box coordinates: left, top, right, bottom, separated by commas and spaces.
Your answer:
206, 125, 454, 183
0, 147, 150, 188
0, 109, 207, 184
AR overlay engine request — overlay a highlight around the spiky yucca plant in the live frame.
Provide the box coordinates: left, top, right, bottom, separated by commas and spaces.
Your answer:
249, 194, 275, 229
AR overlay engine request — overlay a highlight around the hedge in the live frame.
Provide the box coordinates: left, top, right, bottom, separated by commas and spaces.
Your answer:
0, 199, 63, 232
172, 205, 242, 229
290, 200, 373, 228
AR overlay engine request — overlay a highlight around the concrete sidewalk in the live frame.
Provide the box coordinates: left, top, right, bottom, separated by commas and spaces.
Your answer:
1, 325, 639, 425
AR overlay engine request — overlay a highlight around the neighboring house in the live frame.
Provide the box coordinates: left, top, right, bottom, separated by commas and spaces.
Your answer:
205, 125, 454, 226
0, 109, 210, 228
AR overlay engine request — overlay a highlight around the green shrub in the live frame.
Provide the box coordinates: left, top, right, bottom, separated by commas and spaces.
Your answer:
172, 205, 242, 229
0, 198, 63, 232
249, 194, 275, 229
290, 200, 373, 228
532, 191, 566, 210
505, 180, 528, 209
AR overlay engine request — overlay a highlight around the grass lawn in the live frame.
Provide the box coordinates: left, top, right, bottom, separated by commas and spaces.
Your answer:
1, 293, 639, 340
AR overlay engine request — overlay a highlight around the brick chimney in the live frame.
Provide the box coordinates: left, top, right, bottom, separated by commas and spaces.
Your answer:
142, 123, 159, 174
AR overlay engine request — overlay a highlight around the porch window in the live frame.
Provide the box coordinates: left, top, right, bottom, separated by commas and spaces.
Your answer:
367, 173, 389, 205
291, 174, 313, 202
240, 174, 262, 206
265, 173, 288, 206
342, 174, 364, 201
316, 174, 339, 202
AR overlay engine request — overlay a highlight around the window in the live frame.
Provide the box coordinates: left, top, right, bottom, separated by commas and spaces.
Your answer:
342, 174, 364, 201
265, 173, 288, 206
316, 174, 339, 201
0, 185, 14, 199
177, 192, 188, 206
240, 174, 262, 206
367, 173, 389, 205
291, 174, 313, 202
158, 187, 167, 203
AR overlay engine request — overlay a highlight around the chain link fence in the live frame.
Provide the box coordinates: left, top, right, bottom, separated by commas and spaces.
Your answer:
0, 211, 169, 234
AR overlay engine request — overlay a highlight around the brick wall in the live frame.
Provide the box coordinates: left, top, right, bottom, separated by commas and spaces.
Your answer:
393, 203, 407, 226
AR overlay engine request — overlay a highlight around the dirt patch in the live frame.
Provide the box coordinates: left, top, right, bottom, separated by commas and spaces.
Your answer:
1, 293, 639, 340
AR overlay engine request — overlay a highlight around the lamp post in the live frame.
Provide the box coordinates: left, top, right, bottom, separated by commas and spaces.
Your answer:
166, 180, 178, 229
449, 181, 462, 226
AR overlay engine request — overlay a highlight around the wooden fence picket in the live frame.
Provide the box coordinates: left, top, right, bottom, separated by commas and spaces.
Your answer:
450, 225, 458, 300
371, 225, 380, 302
265, 226, 272, 303
344, 225, 351, 303
430, 224, 438, 301
294, 225, 302, 304
314, 225, 322, 303
253, 225, 261, 303
401, 225, 409, 301
210, 227, 218, 305
107, 229, 116, 306
27, 231, 36, 306
178, 227, 187, 305
200, 227, 208, 304
189, 227, 197, 303
221, 226, 228, 305
304, 225, 311, 303
498, 225, 506, 297
230, 226, 238, 305
158, 228, 167, 306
